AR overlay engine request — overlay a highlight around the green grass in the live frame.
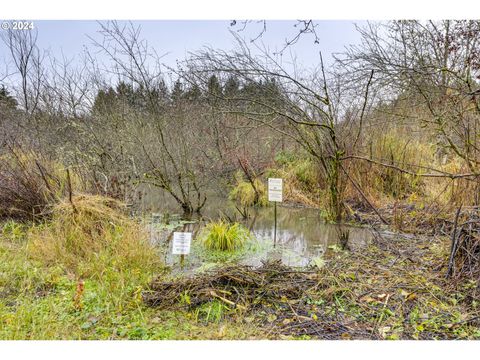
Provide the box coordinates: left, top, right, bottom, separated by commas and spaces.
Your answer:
191, 234, 268, 266
193, 300, 228, 324
0, 224, 258, 340
0, 202, 168, 339
2, 196, 479, 339
0, 209, 260, 339
201, 221, 251, 252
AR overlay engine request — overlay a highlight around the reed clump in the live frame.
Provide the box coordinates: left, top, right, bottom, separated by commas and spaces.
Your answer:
229, 178, 268, 207
201, 220, 251, 252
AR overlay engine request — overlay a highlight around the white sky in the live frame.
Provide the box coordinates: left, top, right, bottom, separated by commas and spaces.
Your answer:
1, 0, 480, 88
0, 20, 365, 84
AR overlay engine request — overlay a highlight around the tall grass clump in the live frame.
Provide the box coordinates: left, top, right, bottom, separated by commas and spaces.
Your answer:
371, 132, 426, 198
26, 194, 160, 276
349, 129, 434, 204
274, 151, 317, 189
201, 220, 251, 252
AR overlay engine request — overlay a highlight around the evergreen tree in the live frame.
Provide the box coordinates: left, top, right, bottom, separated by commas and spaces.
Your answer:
224, 76, 240, 97
92, 87, 117, 114
116, 81, 138, 108
184, 83, 202, 102
0, 85, 18, 110
207, 74, 222, 100
171, 79, 184, 104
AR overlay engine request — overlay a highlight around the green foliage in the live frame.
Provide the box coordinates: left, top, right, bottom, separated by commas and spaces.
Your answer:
267, 151, 320, 208
292, 159, 317, 189
229, 174, 268, 207
274, 150, 298, 166
274, 151, 316, 189
1, 221, 26, 242
274, 151, 317, 188
194, 300, 227, 323
191, 232, 267, 265
201, 221, 251, 252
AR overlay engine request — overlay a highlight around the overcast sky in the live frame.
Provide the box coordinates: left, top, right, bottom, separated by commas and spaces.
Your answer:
0, 20, 366, 86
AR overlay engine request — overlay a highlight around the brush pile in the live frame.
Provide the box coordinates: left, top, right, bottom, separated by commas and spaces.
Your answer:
143, 260, 377, 339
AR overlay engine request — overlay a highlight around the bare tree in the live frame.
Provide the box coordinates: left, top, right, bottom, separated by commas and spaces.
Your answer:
184, 35, 374, 221
87, 21, 209, 214
1, 26, 44, 115
41, 52, 95, 118
337, 21, 480, 167
230, 20, 320, 55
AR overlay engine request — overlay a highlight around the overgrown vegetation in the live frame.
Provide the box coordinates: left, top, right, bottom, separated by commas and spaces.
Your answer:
144, 233, 480, 340
229, 174, 268, 208
0, 206, 264, 339
0, 195, 170, 339
267, 151, 320, 207
2, 19, 480, 340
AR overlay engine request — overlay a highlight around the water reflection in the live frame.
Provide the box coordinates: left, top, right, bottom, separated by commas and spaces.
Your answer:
242, 206, 372, 266
143, 189, 374, 268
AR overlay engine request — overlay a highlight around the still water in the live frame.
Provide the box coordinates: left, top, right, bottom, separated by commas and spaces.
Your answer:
140, 187, 374, 270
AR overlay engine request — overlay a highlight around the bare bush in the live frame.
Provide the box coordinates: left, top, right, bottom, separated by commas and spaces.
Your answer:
0, 142, 86, 220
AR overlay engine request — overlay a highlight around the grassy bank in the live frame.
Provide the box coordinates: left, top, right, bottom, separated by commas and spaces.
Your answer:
0, 222, 260, 339
1, 196, 479, 339
0, 195, 261, 339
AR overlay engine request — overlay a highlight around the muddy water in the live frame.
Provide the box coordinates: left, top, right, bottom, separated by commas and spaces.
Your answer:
141, 187, 374, 269
241, 206, 373, 266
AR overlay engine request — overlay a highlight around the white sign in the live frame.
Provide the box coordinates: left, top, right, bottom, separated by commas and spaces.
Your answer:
268, 178, 283, 202
172, 232, 192, 255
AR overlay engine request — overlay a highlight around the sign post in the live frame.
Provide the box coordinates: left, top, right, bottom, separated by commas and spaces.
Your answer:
268, 178, 283, 247
274, 200, 277, 245
172, 232, 192, 269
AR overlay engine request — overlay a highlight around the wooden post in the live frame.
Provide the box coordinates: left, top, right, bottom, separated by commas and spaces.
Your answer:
180, 254, 185, 270
274, 201, 277, 247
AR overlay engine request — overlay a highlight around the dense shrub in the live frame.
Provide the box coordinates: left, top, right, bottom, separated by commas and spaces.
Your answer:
0, 147, 84, 220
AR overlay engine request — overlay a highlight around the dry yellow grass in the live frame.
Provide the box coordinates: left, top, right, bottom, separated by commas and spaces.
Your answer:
26, 194, 160, 277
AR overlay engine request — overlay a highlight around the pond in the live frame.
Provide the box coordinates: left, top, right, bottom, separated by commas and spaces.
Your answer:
141, 187, 375, 272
